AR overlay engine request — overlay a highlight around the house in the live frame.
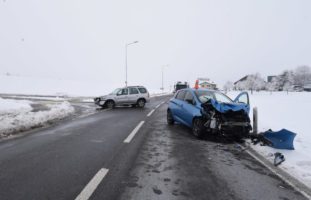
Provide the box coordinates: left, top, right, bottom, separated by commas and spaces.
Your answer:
233, 75, 250, 90
233, 74, 266, 91
199, 81, 217, 90
267, 76, 277, 83
304, 84, 311, 92
195, 78, 217, 90
234, 75, 249, 85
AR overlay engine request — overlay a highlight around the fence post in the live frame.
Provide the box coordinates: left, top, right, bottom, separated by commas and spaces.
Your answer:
253, 107, 258, 134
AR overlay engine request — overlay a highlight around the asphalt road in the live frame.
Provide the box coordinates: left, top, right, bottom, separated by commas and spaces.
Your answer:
0, 95, 308, 200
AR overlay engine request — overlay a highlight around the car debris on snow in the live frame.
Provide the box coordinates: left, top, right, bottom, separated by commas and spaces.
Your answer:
250, 129, 296, 150
274, 152, 285, 166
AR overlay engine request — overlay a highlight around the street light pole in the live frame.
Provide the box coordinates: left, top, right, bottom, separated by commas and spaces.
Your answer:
125, 41, 138, 87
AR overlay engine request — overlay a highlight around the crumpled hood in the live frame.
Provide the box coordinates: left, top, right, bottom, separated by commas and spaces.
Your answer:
210, 99, 250, 114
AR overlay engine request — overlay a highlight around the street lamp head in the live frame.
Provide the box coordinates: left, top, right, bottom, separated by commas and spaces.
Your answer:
126, 41, 139, 46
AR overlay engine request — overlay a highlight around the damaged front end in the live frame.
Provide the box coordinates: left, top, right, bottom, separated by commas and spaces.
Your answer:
200, 99, 252, 138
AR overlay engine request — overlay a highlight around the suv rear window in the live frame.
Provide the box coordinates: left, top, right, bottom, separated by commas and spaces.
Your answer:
138, 87, 147, 93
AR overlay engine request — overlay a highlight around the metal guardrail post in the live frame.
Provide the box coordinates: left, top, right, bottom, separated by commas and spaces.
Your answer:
253, 107, 258, 134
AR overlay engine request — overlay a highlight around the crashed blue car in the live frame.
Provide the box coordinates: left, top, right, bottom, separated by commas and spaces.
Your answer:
167, 88, 252, 138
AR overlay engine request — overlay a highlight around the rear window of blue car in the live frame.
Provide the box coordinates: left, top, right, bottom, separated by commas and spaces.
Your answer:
176, 90, 186, 100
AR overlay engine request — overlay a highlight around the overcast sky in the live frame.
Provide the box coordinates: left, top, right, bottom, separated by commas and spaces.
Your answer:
1, 0, 310, 90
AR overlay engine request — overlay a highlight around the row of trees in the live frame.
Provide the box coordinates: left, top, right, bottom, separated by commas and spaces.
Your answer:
224, 66, 311, 92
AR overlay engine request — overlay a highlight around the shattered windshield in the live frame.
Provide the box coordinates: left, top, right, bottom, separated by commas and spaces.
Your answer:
213, 92, 233, 103
195, 90, 233, 104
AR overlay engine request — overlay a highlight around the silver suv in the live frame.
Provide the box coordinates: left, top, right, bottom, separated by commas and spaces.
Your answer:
94, 86, 150, 108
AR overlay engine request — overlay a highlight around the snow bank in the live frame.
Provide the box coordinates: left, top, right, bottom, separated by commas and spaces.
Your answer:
0, 98, 74, 137
227, 91, 311, 188
0, 97, 32, 115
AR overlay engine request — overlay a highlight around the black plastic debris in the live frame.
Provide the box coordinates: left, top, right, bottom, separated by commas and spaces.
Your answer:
250, 133, 272, 146
274, 152, 285, 166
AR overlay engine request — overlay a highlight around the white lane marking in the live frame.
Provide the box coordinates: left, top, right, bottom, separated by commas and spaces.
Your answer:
241, 145, 311, 199
75, 168, 109, 200
124, 121, 145, 143
147, 109, 155, 117
155, 101, 165, 109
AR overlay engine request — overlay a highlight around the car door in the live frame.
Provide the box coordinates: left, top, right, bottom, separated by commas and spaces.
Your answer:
128, 87, 140, 103
180, 91, 199, 127
115, 88, 129, 105
170, 90, 186, 123
234, 92, 250, 113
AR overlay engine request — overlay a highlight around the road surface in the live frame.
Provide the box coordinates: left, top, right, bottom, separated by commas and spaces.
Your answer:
0, 95, 307, 200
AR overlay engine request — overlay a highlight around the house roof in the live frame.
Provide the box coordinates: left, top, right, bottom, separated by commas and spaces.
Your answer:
234, 75, 249, 85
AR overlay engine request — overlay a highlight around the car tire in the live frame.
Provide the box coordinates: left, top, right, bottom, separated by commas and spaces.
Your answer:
167, 110, 175, 125
105, 100, 115, 109
192, 118, 205, 139
137, 99, 146, 108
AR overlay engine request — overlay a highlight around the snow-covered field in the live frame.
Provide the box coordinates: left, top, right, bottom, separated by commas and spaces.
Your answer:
0, 75, 171, 97
0, 97, 74, 137
227, 91, 311, 188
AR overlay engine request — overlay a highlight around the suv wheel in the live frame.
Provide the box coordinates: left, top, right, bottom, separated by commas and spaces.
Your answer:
105, 100, 115, 109
192, 118, 205, 139
137, 99, 146, 108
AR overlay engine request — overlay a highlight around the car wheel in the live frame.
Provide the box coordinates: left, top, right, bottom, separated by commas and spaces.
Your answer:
167, 110, 175, 125
192, 118, 205, 139
105, 100, 115, 109
137, 99, 145, 108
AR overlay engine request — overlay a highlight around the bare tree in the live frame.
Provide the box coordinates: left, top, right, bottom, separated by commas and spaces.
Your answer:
294, 66, 311, 87
223, 81, 234, 92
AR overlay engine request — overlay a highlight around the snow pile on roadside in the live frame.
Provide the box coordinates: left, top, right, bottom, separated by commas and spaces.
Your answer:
0, 97, 32, 115
0, 98, 75, 137
227, 91, 311, 188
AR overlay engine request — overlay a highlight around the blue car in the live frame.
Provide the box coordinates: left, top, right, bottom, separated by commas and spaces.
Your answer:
167, 88, 252, 138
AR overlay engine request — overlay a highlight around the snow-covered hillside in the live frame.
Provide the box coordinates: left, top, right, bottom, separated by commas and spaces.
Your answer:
228, 91, 311, 188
